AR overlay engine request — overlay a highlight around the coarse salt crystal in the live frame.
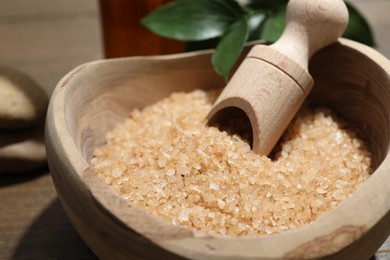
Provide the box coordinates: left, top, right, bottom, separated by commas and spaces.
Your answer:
248, 176, 257, 185
179, 209, 190, 222
335, 131, 343, 143
209, 182, 219, 190
111, 168, 123, 178
197, 148, 208, 158
217, 199, 226, 209
157, 159, 167, 168
316, 188, 327, 194
154, 185, 164, 194
166, 169, 176, 176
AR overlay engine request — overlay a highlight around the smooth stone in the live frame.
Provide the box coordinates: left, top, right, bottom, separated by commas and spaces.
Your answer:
0, 66, 48, 129
0, 121, 46, 173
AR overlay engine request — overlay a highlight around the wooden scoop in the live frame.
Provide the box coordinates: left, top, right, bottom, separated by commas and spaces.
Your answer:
207, 0, 349, 155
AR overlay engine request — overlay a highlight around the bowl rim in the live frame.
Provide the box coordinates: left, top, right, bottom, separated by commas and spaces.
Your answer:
46, 38, 390, 259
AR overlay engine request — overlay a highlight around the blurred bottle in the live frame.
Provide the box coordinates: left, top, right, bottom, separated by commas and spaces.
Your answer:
99, 0, 185, 58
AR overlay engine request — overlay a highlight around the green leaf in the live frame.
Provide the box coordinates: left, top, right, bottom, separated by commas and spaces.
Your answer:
186, 38, 220, 52
141, 0, 244, 41
343, 2, 376, 47
247, 11, 267, 41
141, 0, 377, 79
260, 4, 286, 43
247, 0, 288, 11
212, 0, 247, 17
212, 17, 249, 80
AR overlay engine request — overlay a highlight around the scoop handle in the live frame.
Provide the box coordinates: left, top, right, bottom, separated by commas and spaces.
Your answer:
270, 0, 348, 70
207, 0, 349, 156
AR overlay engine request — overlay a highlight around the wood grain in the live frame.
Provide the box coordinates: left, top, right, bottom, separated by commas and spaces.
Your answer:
45, 39, 390, 259
0, 0, 103, 95
0, 171, 96, 259
0, 0, 101, 258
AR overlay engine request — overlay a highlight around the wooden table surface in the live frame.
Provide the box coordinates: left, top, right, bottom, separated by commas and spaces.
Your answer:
0, 0, 389, 259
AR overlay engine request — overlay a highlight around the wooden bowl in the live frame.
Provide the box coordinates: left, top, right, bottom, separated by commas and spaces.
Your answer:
45, 38, 390, 259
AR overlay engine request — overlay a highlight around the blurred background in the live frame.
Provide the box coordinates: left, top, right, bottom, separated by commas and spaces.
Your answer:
0, 0, 389, 259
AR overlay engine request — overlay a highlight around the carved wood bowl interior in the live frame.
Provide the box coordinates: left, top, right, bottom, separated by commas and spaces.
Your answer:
45, 39, 390, 259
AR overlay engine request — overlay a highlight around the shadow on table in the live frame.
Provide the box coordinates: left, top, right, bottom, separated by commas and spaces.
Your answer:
0, 167, 48, 188
13, 198, 97, 259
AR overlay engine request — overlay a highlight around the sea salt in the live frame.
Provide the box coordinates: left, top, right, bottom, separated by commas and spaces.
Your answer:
91, 89, 372, 237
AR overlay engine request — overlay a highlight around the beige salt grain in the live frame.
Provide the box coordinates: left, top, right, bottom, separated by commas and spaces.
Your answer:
91, 89, 372, 237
